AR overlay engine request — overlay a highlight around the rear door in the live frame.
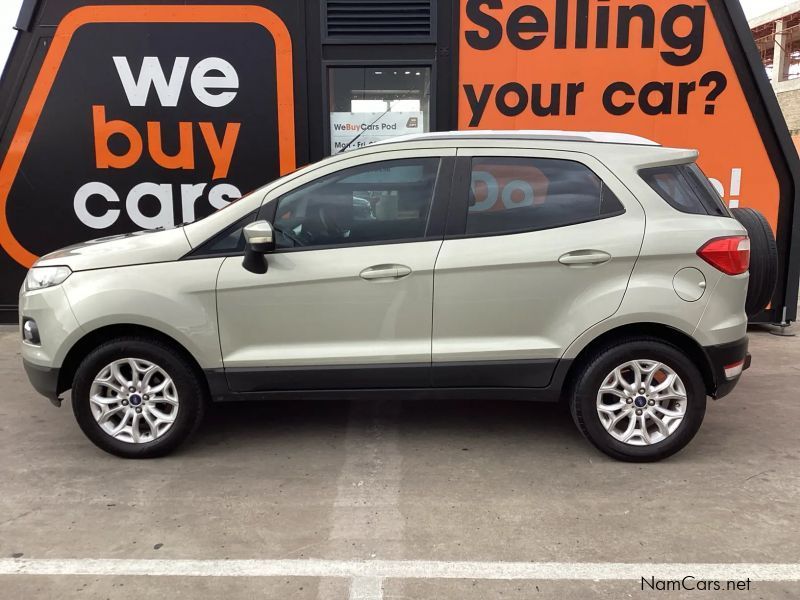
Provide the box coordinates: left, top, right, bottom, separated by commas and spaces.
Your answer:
431, 148, 646, 387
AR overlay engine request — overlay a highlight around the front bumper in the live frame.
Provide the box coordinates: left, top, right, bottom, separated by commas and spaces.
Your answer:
23, 359, 62, 406
704, 337, 750, 399
19, 283, 82, 406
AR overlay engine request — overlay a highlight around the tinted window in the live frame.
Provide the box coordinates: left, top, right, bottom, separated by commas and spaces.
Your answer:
465, 157, 624, 236
191, 211, 257, 257
273, 158, 440, 249
641, 163, 730, 217
687, 164, 731, 217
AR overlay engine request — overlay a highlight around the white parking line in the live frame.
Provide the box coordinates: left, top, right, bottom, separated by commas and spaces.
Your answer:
320, 401, 404, 600
348, 576, 384, 600
0, 559, 798, 582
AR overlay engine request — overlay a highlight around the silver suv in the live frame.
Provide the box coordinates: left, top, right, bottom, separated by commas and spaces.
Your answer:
20, 131, 751, 461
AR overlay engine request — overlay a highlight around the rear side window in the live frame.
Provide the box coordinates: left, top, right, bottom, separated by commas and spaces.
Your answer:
466, 157, 625, 236
640, 163, 730, 217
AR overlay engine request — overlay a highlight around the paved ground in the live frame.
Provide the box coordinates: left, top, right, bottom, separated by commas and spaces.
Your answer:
0, 324, 799, 599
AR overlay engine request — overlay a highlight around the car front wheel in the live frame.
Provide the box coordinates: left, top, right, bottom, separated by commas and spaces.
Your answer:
72, 337, 206, 458
570, 338, 707, 462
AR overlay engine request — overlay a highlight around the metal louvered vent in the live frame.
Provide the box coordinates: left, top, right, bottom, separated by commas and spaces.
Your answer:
324, 0, 434, 41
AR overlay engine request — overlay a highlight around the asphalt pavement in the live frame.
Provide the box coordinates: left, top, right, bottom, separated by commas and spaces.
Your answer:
0, 324, 798, 599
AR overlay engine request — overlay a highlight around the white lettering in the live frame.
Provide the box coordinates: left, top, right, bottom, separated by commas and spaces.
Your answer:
126, 182, 174, 229
191, 57, 239, 108
180, 183, 207, 223
74, 182, 120, 229
113, 56, 189, 107
208, 183, 242, 210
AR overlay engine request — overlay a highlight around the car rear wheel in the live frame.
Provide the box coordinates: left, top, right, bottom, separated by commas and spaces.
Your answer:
570, 338, 706, 462
72, 337, 206, 458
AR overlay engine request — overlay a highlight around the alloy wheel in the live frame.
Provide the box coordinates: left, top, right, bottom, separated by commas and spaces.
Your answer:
88, 358, 180, 443
595, 360, 687, 446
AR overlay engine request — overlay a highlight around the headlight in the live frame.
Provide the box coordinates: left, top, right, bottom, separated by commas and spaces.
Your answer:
25, 266, 72, 291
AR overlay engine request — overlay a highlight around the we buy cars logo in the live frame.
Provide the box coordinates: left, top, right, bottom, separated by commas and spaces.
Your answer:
0, 5, 296, 268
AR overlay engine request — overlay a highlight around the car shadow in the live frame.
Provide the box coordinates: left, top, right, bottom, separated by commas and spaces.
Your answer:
190, 397, 583, 455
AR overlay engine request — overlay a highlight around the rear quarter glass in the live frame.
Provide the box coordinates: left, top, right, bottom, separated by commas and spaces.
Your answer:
688, 164, 733, 217
640, 163, 731, 218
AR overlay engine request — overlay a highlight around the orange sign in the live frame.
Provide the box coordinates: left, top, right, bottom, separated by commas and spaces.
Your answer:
0, 5, 295, 269
458, 0, 779, 230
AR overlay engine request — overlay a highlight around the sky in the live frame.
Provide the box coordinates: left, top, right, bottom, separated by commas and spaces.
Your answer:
0, 0, 22, 72
741, 0, 798, 20
0, 0, 792, 74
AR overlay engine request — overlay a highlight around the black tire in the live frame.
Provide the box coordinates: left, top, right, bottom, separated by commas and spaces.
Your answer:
570, 338, 706, 462
72, 337, 207, 458
731, 207, 778, 317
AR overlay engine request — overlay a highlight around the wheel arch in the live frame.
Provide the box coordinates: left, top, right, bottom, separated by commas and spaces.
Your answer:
57, 323, 208, 396
558, 322, 716, 399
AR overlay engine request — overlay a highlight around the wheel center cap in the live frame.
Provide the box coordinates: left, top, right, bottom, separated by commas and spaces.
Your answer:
129, 394, 142, 406
634, 396, 647, 408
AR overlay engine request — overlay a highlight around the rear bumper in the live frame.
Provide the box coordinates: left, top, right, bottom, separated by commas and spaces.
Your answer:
704, 337, 750, 399
23, 359, 62, 406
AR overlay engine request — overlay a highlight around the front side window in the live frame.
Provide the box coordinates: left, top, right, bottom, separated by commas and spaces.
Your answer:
273, 158, 440, 249
190, 211, 257, 257
466, 157, 624, 236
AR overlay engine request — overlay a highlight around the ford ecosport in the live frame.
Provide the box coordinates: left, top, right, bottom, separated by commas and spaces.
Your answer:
20, 131, 751, 461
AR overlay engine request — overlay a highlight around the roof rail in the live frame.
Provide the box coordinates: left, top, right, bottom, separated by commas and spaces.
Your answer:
370, 130, 660, 147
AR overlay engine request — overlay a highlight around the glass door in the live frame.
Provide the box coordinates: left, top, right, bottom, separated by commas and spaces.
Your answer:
328, 66, 432, 155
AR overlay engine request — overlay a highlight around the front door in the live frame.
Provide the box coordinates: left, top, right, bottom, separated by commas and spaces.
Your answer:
216, 152, 453, 392
431, 149, 646, 387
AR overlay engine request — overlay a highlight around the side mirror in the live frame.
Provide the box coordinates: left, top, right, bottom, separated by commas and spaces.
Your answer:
243, 220, 275, 253
242, 220, 275, 274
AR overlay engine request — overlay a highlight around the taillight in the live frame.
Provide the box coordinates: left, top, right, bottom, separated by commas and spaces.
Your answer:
697, 236, 750, 275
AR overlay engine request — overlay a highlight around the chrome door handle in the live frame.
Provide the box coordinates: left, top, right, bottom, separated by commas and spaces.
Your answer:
558, 250, 612, 266
360, 264, 412, 280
